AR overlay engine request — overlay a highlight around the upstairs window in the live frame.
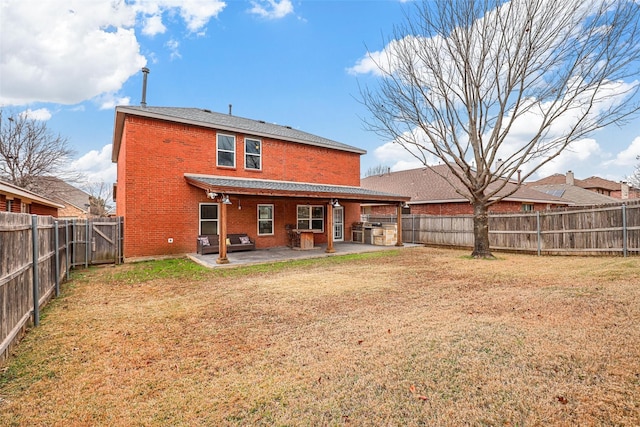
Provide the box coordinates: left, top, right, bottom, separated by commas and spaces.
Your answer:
245, 138, 261, 170
217, 134, 235, 167
297, 205, 324, 231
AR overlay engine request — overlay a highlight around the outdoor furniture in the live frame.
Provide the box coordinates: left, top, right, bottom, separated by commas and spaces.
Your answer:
197, 234, 220, 255
197, 233, 255, 255
285, 224, 300, 248
226, 233, 256, 252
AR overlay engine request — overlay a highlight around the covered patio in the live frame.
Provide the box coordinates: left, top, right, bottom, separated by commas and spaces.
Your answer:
188, 241, 422, 268
185, 174, 411, 264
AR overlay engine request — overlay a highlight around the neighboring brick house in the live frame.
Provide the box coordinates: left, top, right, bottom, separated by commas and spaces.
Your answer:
528, 170, 640, 201
111, 106, 408, 260
0, 179, 64, 216
29, 176, 92, 218
360, 165, 570, 215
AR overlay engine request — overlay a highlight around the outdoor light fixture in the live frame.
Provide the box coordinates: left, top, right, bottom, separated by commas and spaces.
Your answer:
402, 201, 410, 208
332, 199, 341, 208
221, 194, 232, 205
206, 191, 218, 200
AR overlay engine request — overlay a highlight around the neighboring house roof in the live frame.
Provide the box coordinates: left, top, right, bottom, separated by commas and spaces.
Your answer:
361, 165, 569, 205
530, 184, 621, 206
0, 179, 65, 209
185, 174, 410, 204
580, 176, 625, 191
112, 106, 367, 163
29, 176, 91, 213
530, 171, 637, 193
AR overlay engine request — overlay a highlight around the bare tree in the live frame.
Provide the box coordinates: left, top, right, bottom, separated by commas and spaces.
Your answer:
627, 156, 640, 188
0, 109, 82, 190
82, 182, 114, 217
360, 0, 640, 258
364, 164, 392, 177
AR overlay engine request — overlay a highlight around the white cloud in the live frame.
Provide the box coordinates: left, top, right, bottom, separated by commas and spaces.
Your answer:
249, 0, 294, 20
142, 14, 166, 36
19, 108, 52, 121
0, 0, 226, 106
374, 141, 430, 172
96, 94, 131, 111
533, 138, 602, 178
605, 136, 640, 167
165, 39, 182, 60
68, 144, 117, 184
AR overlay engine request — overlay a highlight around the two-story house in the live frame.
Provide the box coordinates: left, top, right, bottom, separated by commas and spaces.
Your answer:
111, 106, 408, 261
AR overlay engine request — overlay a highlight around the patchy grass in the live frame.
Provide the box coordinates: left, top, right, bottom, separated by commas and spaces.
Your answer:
1, 247, 639, 426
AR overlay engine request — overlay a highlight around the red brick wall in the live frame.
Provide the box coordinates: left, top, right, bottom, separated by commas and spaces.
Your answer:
117, 115, 362, 258
0, 195, 58, 217
30, 204, 59, 217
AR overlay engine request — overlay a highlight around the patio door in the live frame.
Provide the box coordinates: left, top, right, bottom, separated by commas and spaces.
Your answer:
333, 206, 344, 242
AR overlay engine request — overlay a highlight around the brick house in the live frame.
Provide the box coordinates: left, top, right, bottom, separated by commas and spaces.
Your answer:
29, 176, 93, 218
528, 170, 640, 201
360, 165, 570, 215
111, 106, 408, 260
0, 179, 64, 216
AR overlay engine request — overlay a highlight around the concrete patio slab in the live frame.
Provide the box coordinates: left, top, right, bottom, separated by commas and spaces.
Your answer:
188, 242, 421, 268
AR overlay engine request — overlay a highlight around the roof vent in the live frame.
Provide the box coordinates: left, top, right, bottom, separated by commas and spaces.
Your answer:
203, 109, 212, 113
259, 120, 266, 123
140, 67, 150, 107
285, 125, 292, 129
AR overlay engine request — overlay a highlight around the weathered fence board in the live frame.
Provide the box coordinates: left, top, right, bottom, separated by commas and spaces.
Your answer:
0, 213, 123, 361
366, 200, 640, 256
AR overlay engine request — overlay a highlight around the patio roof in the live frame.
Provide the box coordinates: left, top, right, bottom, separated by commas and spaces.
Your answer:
184, 174, 410, 204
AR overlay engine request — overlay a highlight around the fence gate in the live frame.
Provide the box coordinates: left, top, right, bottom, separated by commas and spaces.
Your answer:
91, 219, 123, 264
70, 217, 123, 267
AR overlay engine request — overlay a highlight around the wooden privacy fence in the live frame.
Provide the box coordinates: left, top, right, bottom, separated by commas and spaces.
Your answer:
364, 200, 640, 256
0, 213, 123, 361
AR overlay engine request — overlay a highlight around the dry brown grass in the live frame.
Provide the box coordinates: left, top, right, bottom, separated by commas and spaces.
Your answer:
1, 247, 639, 426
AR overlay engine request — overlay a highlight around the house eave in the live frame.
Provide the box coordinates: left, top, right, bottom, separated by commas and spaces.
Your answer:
0, 181, 65, 209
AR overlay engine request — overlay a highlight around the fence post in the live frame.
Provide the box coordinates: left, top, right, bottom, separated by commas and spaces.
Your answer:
31, 215, 40, 327
54, 220, 60, 297
85, 220, 89, 268
65, 220, 70, 280
536, 211, 541, 256
622, 204, 628, 257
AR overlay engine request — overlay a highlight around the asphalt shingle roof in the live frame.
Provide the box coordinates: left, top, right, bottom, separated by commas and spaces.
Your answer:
361, 165, 568, 204
530, 184, 621, 206
113, 106, 366, 159
184, 174, 409, 203
30, 176, 90, 211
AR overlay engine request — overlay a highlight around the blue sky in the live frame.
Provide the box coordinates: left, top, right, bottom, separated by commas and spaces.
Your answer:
1, 0, 639, 186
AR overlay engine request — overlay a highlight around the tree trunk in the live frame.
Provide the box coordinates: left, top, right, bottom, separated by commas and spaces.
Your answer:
471, 201, 494, 259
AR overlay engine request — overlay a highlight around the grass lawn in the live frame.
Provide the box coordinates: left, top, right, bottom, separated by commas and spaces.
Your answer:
1, 247, 639, 426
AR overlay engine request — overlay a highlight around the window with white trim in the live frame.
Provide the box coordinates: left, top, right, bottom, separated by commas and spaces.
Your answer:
245, 137, 261, 170
217, 133, 235, 167
258, 204, 274, 235
297, 205, 324, 231
199, 203, 219, 234
522, 203, 534, 212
